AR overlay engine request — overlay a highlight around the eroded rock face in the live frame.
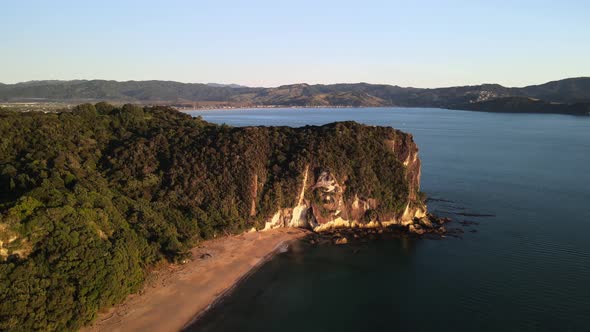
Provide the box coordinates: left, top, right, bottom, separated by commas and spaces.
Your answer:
0, 229, 26, 260
263, 132, 427, 232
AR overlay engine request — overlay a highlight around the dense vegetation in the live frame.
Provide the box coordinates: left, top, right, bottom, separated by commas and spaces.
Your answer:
454, 97, 590, 115
1, 78, 590, 114
0, 104, 412, 331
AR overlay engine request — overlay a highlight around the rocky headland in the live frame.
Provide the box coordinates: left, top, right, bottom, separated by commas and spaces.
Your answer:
1, 104, 447, 330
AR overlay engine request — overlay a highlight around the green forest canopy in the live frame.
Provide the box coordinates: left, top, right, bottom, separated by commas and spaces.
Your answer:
0, 104, 414, 331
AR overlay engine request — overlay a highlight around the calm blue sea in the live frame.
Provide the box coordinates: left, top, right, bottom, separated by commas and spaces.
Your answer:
185, 108, 590, 332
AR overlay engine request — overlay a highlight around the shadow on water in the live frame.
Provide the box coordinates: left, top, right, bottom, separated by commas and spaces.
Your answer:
186, 236, 425, 332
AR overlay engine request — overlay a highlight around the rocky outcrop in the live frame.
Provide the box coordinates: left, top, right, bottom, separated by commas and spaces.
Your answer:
0, 226, 25, 260
262, 130, 428, 232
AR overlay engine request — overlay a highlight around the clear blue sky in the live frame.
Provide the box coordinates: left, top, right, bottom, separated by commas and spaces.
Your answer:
1, 0, 589, 87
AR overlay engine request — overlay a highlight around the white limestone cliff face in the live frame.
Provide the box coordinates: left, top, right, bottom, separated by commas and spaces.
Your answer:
261, 132, 428, 232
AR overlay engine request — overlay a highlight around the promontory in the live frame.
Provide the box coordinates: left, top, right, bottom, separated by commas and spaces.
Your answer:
0, 104, 433, 331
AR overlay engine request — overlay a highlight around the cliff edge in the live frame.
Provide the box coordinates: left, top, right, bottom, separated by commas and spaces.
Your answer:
259, 126, 427, 231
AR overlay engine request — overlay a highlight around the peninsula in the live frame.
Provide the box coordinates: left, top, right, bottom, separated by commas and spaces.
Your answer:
0, 104, 440, 331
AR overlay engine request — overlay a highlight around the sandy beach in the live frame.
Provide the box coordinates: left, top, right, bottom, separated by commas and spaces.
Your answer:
83, 228, 309, 332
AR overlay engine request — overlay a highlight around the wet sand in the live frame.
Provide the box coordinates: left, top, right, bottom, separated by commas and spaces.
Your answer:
83, 228, 309, 332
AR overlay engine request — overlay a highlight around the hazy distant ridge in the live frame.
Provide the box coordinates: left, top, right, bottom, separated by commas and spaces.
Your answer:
1, 77, 589, 114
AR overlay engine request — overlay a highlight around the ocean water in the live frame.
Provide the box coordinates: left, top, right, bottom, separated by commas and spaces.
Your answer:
185, 108, 590, 332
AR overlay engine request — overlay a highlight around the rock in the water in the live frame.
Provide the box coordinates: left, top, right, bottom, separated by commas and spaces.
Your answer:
408, 224, 425, 235
440, 217, 452, 224
333, 237, 348, 245
419, 217, 433, 228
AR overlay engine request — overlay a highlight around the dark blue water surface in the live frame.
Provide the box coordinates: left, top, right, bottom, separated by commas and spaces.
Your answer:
185, 108, 590, 332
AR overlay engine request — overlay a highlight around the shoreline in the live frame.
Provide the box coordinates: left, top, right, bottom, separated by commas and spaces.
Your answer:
181, 233, 304, 330
179, 105, 376, 111
83, 228, 310, 332
180, 105, 589, 117
178, 105, 439, 112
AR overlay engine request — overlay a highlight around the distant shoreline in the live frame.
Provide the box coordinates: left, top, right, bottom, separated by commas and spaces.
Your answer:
181, 104, 590, 116
3, 77, 589, 116
178, 105, 371, 111
3, 100, 588, 116
179, 105, 459, 112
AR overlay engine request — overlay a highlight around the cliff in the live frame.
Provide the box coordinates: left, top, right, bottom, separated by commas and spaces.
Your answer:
0, 104, 428, 331
261, 130, 426, 231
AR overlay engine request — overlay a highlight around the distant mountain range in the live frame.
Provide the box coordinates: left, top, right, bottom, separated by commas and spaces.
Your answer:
205, 83, 249, 89
1, 77, 589, 115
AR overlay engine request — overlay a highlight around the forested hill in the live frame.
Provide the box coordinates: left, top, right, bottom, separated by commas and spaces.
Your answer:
0, 104, 420, 331
1, 78, 589, 114
454, 97, 590, 115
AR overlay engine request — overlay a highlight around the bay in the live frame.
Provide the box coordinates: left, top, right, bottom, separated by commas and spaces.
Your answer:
185, 107, 590, 332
